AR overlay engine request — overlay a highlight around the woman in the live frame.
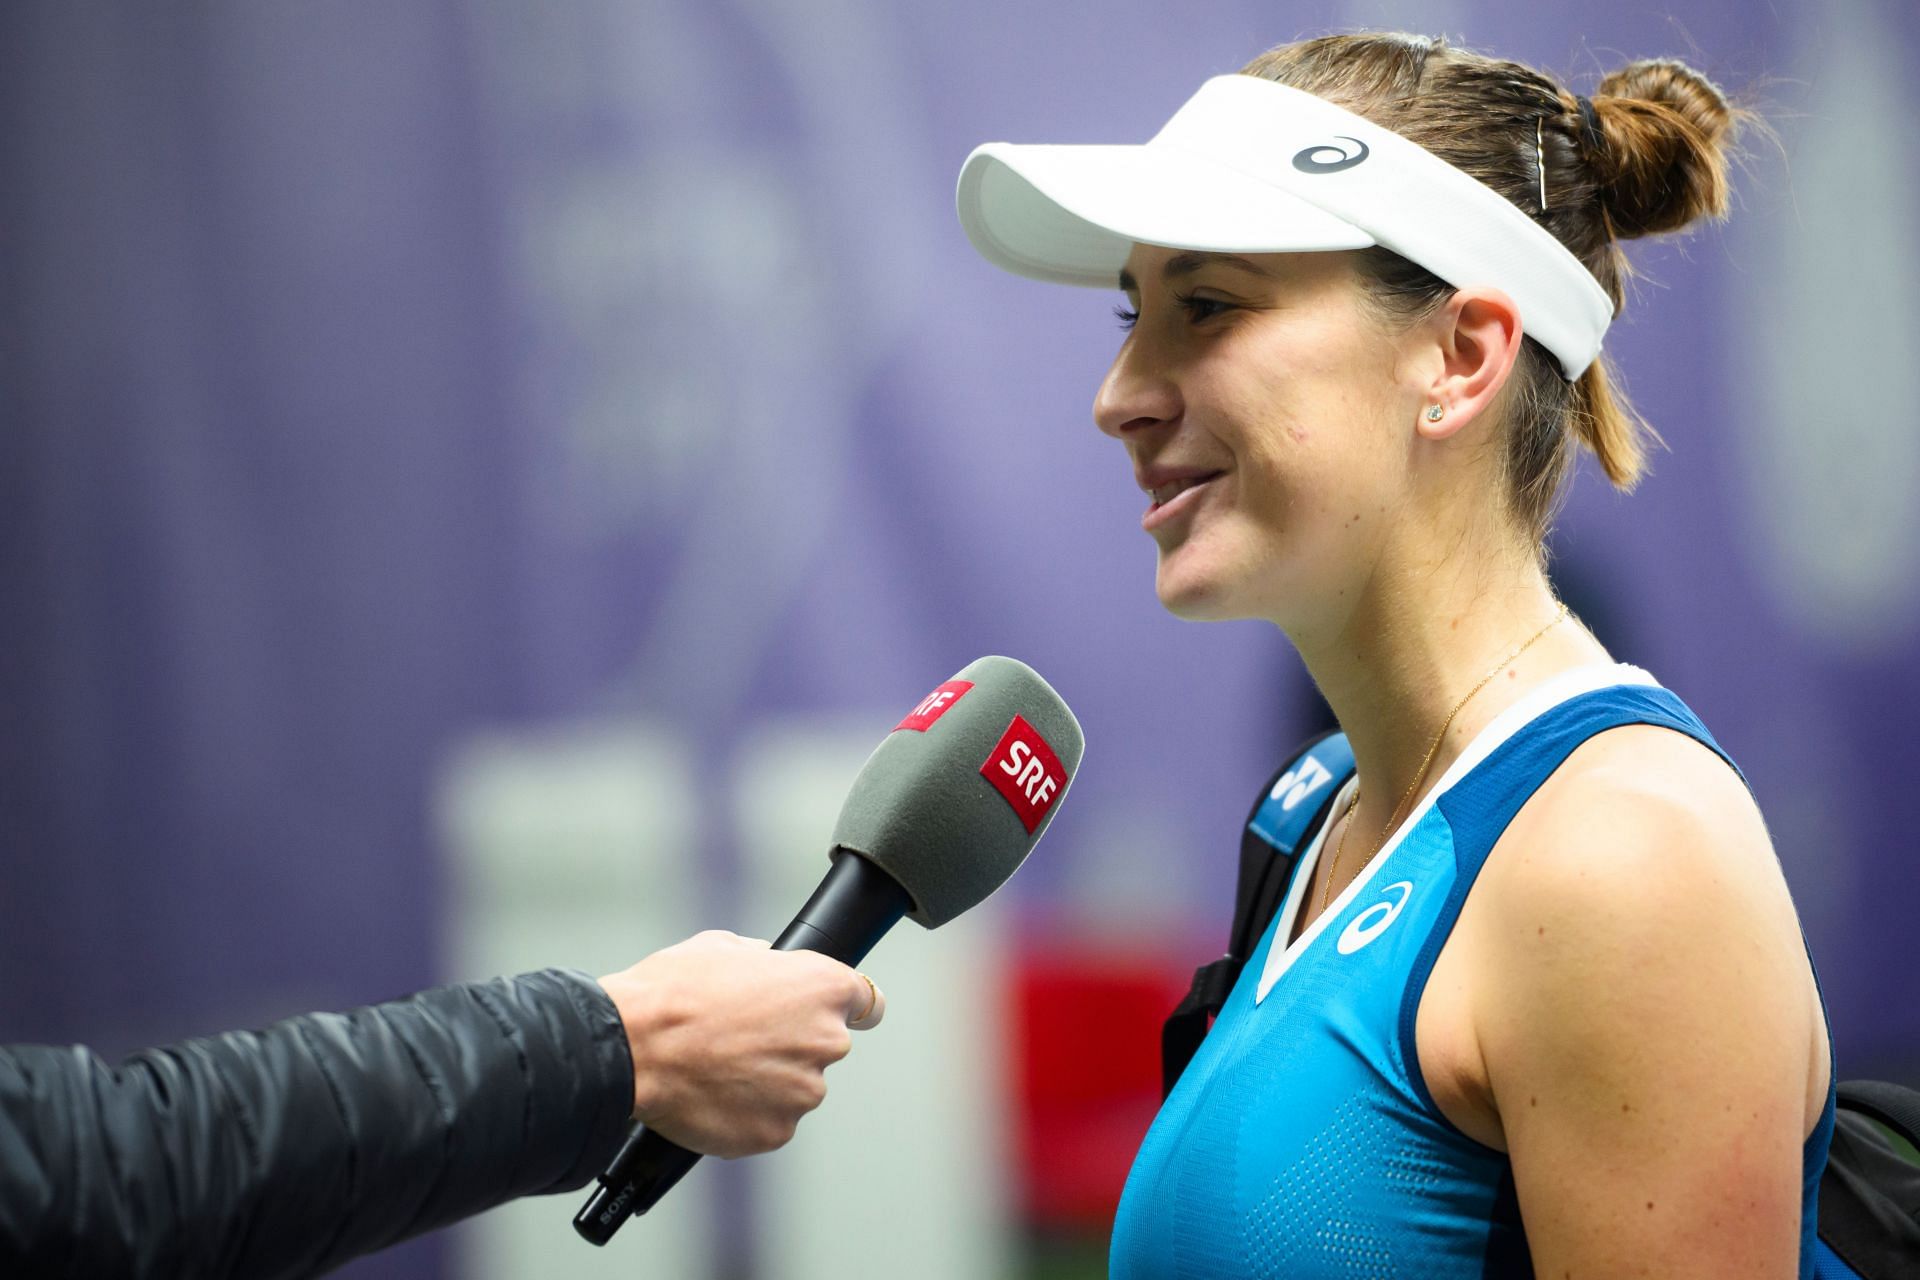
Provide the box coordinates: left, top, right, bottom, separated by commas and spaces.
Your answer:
956, 32, 1835, 1279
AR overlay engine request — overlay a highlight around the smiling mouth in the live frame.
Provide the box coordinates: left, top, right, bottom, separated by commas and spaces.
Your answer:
1149, 472, 1224, 508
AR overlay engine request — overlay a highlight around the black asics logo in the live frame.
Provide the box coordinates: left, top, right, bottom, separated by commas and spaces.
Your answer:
1292, 136, 1369, 174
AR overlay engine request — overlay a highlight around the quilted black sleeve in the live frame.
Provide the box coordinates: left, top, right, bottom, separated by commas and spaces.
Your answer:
0, 968, 635, 1279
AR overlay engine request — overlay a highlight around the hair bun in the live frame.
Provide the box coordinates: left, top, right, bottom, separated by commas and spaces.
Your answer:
1589, 58, 1738, 239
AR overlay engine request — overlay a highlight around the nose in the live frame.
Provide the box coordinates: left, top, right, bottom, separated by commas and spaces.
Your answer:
1092, 330, 1182, 441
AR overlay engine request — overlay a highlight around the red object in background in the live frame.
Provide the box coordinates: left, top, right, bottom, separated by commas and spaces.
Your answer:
1008, 938, 1198, 1230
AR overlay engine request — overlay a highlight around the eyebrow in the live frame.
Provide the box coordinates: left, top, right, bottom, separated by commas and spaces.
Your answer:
1116, 252, 1278, 293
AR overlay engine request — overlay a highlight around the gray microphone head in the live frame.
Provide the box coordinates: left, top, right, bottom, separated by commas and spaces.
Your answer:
829, 656, 1085, 928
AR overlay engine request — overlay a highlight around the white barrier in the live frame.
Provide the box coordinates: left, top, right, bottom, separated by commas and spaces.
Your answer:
435, 721, 714, 1280
730, 717, 1013, 1280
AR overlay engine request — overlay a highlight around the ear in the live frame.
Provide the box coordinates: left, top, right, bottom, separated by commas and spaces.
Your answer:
1417, 287, 1524, 441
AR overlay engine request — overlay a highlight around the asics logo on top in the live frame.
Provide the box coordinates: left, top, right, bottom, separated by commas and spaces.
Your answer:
1292, 136, 1370, 174
1269, 757, 1334, 811
1337, 881, 1414, 955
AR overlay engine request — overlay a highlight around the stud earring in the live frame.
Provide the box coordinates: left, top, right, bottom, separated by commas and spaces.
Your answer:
1425, 404, 1446, 422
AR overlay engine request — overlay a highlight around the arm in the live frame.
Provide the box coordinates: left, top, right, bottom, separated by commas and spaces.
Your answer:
0, 935, 880, 1279
0, 971, 629, 1280
1472, 730, 1826, 1279
0, 968, 632, 1279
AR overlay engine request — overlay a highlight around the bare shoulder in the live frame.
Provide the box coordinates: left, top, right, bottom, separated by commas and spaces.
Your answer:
1460, 722, 1818, 1070
1486, 722, 1785, 927
1451, 721, 1829, 1275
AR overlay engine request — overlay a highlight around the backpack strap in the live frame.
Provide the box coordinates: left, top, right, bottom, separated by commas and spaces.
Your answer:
1820, 1080, 1920, 1277
1841, 1081, 1920, 1151
1160, 730, 1355, 1097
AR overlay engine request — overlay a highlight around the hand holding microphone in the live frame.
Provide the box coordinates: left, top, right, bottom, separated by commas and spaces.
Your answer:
2, 659, 1084, 1275
595, 933, 884, 1160
575, 655, 1085, 1245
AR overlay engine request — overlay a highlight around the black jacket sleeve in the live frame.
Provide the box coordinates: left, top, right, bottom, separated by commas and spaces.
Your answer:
0, 967, 635, 1279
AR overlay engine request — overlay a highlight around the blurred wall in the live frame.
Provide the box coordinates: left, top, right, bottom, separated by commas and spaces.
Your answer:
3, 2, 1918, 1277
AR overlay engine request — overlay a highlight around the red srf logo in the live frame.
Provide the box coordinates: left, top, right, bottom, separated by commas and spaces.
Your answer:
895, 680, 975, 733
981, 715, 1065, 834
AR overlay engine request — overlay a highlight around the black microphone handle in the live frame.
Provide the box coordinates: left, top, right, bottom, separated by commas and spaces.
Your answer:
573, 850, 915, 1246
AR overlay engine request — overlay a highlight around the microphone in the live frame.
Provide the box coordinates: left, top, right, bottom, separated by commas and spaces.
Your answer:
573, 655, 1085, 1245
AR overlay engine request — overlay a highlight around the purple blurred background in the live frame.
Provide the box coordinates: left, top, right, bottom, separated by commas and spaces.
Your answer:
3, 1, 1917, 1276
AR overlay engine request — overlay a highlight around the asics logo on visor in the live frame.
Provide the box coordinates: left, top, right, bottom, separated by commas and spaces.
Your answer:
1291, 136, 1370, 174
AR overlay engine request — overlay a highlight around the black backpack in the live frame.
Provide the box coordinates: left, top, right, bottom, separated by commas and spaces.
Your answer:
1160, 731, 1920, 1279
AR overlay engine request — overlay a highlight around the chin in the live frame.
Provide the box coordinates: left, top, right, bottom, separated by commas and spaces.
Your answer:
1153, 558, 1251, 622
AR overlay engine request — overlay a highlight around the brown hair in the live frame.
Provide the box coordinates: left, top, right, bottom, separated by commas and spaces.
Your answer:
1239, 33, 1748, 548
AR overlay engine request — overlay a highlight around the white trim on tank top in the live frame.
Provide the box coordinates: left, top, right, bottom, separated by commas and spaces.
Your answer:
1254, 660, 1659, 1003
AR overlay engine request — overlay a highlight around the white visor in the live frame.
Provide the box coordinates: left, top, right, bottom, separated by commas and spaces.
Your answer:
956, 75, 1613, 380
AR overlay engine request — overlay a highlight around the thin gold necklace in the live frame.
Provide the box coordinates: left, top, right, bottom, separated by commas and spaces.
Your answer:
1315, 601, 1570, 917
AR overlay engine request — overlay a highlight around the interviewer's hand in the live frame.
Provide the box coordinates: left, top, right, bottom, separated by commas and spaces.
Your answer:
596, 931, 885, 1159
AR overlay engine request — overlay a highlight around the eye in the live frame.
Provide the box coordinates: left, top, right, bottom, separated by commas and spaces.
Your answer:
1111, 293, 1237, 332
1176, 292, 1235, 322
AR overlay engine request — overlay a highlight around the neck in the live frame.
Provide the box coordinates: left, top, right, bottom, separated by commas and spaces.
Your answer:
1287, 541, 1612, 848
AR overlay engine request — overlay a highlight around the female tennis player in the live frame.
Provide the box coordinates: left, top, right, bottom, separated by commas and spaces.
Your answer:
956, 32, 1834, 1279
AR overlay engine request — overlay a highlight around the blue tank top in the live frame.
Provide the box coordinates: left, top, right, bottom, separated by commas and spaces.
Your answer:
1109, 665, 1837, 1279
